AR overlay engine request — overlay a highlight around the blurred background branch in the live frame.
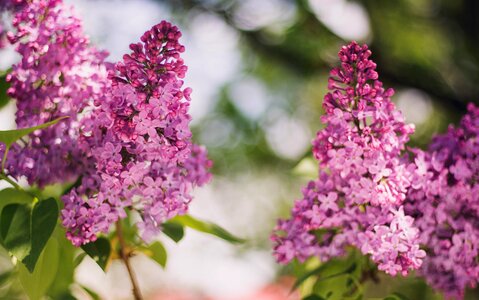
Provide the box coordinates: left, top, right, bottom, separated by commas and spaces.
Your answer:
169, 0, 479, 115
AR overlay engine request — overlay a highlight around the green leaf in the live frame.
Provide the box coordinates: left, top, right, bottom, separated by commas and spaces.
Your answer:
47, 226, 76, 299
120, 212, 138, 242
316, 263, 357, 283
0, 188, 32, 214
0, 69, 10, 77
148, 241, 167, 268
303, 295, 326, 300
162, 222, 184, 243
0, 116, 68, 149
0, 270, 12, 286
169, 215, 245, 244
0, 204, 31, 261
293, 263, 328, 291
292, 260, 357, 291
0, 74, 10, 110
311, 261, 361, 300
0, 198, 58, 273
23, 198, 58, 272
0, 188, 33, 244
0, 117, 68, 169
81, 237, 111, 271
81, 285, 101, 300
384, 293, 410, 300
54, 293, 77, 300
18, 238, 59, 300
73, 252, 87, 267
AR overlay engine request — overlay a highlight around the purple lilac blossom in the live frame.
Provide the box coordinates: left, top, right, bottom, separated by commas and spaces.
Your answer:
271, 42, 425, 276
62, 21, 212, 246
2, 0, 109, 187
0, 0, 25, 48
405, 103, 479, 299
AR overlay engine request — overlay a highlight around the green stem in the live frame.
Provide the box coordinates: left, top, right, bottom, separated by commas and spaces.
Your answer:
0, 146, 22, 190
116, 221, 143, 300
0, 174, 21, 190
1, 146, 9, 173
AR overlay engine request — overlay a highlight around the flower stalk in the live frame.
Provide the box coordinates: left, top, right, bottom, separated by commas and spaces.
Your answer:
116, 221, 143, 300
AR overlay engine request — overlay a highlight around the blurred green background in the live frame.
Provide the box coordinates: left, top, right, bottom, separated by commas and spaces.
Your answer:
167, 0, 479, 299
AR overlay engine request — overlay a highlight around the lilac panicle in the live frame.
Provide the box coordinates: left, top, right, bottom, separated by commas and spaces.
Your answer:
62, 21, 212, 246
405, 103, 479, 299
2, 0, 109, 187
272, 42, 425, 276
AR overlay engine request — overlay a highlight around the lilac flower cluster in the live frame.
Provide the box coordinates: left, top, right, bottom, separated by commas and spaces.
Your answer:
405, 103, 479, 299
62, 21, 212, 246
3, 0, 109, 187
0, 0, 210, 247
272, 42, 425, 276
0, 0, 25, 48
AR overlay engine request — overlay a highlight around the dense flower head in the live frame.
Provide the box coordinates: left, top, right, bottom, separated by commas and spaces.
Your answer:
62, 21, 212, 246
1, 0, 109, 187
272, 42, 425, 276
405, 103, 479, 299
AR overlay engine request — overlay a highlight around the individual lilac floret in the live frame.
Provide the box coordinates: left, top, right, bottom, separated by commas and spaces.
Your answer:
272, 42, 425, 276
2, 0, 109, 187
405, 103, 479, 299
62, 21, 212, 246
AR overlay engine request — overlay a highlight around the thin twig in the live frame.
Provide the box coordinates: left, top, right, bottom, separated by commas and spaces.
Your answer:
116, 221, 143, 300
1, 146, 9, 174
0, 173, 21, 190
0, 147, 20, 190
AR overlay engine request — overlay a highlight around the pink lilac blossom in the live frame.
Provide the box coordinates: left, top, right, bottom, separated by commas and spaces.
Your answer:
0, 1, 26, 48
271, 42, 425, 276
1, 0, 109, 186
405, 103, 479, 299
62, 21, 212, 246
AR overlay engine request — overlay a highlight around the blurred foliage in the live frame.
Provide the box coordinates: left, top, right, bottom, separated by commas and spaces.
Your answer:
0, 74, 10, 110
170, 0, 479, 152
165, 0, 479, 298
